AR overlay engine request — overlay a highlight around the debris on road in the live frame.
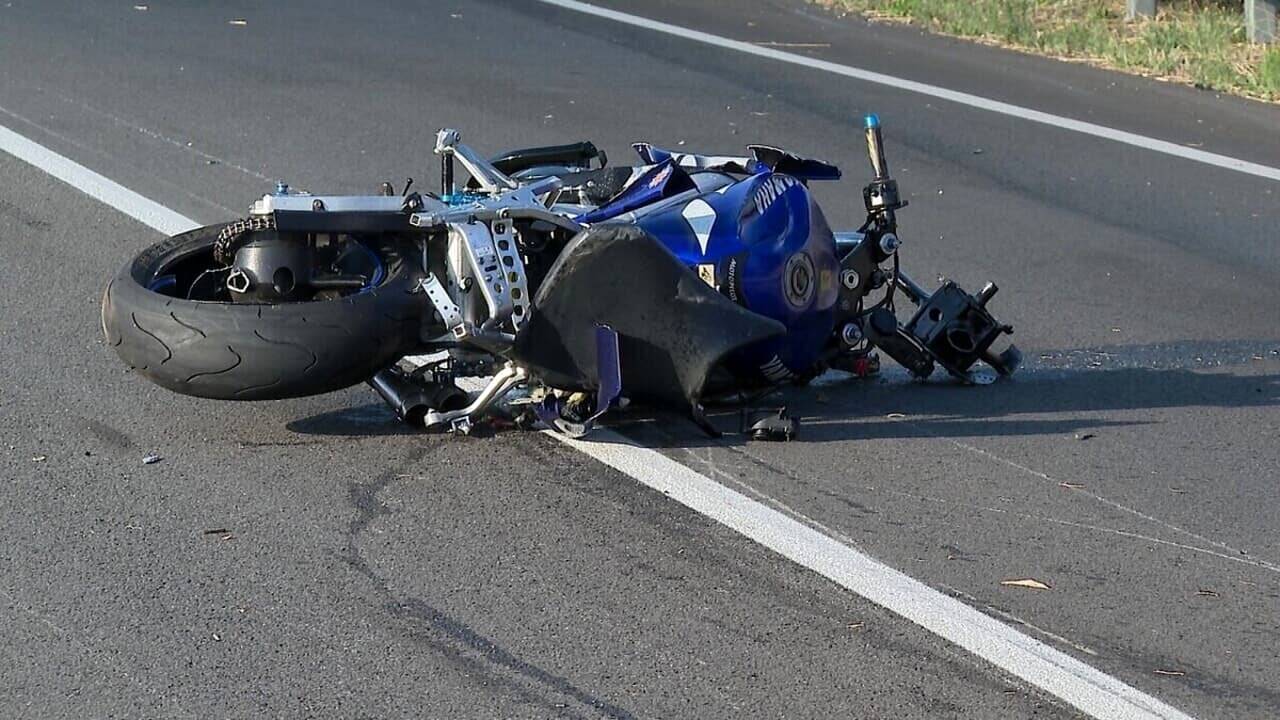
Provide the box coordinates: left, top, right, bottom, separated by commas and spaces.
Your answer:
31, 455, 46, 463
744, 408, 798, 441
1154, 669, 1186, 677
141, 454, 162, 465
1000, 578, 1051, 591
228, 18, 247, 26
202, 528, 228, 535
1058, 482, 1086, 489
1074, 433, 1095, 441
1196, 589, 1220, 597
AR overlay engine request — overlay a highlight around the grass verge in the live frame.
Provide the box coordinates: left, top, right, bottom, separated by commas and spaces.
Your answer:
818, 0, 1280, 102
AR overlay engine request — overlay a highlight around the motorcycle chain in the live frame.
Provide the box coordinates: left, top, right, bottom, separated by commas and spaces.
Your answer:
214, 214, 276, 265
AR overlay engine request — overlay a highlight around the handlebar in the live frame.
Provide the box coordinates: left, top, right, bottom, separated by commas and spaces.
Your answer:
864, 114, 890, 180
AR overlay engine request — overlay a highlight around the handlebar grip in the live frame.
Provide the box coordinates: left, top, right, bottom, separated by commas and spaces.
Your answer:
864, 114, 889, 180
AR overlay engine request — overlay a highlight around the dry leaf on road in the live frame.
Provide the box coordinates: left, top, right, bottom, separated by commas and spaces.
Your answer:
1000, 578, 1051, 591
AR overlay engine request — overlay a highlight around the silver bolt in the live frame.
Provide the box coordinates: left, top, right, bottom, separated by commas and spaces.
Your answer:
879, 233, 900, 255
841, 323, 862, 345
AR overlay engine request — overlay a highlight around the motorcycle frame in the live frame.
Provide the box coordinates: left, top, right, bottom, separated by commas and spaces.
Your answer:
244, 126, 1015, 434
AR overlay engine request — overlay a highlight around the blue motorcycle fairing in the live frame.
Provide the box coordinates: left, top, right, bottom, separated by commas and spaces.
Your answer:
574, 159, 695, 225
633, 143, 843, 183
633, 143, 766, 175
628, 171, 840, 381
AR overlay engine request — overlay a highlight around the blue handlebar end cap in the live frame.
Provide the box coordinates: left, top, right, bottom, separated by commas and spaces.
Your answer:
864, 114, 880, 130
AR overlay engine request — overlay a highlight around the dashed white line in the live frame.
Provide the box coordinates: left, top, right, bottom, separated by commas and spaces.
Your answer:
1, 122, 1195, 719
533, 0, 1280, 184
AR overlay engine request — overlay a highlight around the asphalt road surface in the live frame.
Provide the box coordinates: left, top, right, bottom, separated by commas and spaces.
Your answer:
2, 1, 1278, 718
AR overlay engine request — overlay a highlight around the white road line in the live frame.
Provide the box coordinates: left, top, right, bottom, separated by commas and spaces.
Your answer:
1, 122, 1195, 720
557, 430, 1193, 720
0, 124, 198, 236
533, 0, 1280, 184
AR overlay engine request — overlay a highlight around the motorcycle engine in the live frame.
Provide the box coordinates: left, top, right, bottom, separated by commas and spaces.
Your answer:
225, 231, 314, 302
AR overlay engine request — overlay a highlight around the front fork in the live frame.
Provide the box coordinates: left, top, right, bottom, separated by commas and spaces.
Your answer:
832, 115, 1021, 383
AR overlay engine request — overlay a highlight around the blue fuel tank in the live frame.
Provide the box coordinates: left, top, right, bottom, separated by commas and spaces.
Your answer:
633, 172, 840, 382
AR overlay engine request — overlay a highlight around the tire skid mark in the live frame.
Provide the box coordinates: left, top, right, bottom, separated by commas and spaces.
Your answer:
184, 344, 242, 383
130, 312, 173, 365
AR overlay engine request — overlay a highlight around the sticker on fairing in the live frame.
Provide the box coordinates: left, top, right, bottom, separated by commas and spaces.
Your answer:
759, 355, 795, 382
681, 198, 717, 256
721, 252, 748, 307
697, 263, 716, 288
750, 174, 799, 216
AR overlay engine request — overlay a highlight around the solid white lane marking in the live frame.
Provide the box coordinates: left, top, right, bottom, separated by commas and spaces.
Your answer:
533, 0, 1280, 184
0, 123, 198, 236
1, 122, 1195, 719
555, 429, 1195, 720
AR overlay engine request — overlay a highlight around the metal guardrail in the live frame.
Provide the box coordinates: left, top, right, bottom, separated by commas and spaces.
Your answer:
1128, 0, 1277, 43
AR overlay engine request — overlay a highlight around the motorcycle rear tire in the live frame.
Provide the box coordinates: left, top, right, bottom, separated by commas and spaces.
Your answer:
101, 223, 424, 400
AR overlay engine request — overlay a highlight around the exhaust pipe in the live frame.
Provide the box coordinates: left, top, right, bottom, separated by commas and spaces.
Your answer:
368, 369, 468, 425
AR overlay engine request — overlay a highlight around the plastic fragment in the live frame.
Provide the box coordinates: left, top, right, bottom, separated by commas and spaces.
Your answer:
142, 454, 162, 465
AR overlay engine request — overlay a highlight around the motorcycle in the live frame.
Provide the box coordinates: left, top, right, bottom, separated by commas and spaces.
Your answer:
101, 116, 1021, 439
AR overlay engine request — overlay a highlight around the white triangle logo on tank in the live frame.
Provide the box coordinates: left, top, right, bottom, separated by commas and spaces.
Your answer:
681, 198, 717, 257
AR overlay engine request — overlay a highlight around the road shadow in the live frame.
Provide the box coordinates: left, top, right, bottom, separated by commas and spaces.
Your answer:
285, 339, 1279, 446
287, 402, 422, 437
610, 338, 1280, 448
287, 401, 514, 439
